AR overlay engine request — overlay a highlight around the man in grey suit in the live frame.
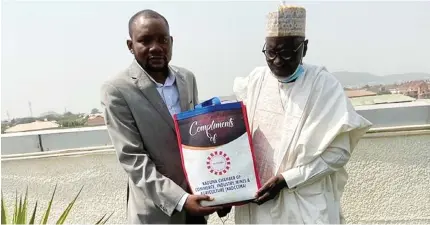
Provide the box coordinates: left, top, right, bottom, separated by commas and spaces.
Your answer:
100, 9, 223, 224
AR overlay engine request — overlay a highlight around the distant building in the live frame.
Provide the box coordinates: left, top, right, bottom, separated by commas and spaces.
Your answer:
387, 86, 401, 94
4, 120, 60, 133
397, 81, 430, 99
86, 114, 105, 126
345, 90, 377, 98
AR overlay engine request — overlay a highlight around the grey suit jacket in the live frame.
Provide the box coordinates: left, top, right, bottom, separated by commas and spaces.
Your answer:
100, 60, 199, 224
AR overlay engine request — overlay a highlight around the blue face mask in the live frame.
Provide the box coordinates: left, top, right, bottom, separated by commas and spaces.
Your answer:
274, 64, 304, 83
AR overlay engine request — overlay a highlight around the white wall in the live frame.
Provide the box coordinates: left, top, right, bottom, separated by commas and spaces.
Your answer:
1, 135, 41, 154
40, 129, 112, 151
1, 127, 112, 155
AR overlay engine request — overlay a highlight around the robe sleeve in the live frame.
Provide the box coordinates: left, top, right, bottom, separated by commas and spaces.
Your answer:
233, 67, 266, 105
281, 132, 351, 189
280, 68, 371, 189
233, 75, 250, 103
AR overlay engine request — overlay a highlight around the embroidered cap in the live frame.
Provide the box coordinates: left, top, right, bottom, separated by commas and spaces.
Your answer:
266, 4, 306, 37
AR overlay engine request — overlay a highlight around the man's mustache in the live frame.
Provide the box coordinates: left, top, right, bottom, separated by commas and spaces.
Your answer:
148, 55, 166, 60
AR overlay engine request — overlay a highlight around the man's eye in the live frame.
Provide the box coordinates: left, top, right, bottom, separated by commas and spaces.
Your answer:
266, 50, 276, 57
159, 37, 169, 44
140, 37, 153, 44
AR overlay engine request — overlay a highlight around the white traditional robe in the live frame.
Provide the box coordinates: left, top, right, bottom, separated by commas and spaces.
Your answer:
233, 64, 372, 224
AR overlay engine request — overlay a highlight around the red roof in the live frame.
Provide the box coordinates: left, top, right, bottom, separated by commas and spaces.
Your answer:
345, 90, 377, 98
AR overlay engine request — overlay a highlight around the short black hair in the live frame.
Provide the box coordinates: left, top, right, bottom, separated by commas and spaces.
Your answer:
128, 9, 170, 37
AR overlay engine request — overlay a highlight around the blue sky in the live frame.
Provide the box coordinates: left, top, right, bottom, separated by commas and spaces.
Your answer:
2, 1, 430, 118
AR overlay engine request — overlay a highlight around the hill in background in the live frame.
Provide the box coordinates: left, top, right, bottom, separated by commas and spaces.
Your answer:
332, 71, 430, 87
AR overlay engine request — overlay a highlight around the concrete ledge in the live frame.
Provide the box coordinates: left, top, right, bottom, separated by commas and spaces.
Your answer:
1, 146, 114, 161
367, 124, 430, 133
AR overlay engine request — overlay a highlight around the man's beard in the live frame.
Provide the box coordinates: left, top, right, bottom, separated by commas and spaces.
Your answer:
146, 64, 168, 73
145, 56, 169, 72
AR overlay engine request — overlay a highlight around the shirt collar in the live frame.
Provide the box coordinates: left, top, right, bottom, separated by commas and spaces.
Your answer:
148, 70, 176, 87
135, 60, 176, 87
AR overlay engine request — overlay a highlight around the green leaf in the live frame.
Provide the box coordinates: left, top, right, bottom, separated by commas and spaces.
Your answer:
13, 190, 18, 224
17, 187, 28, 224
2, 185, 110, 224
41, 184, 57, 224
22, 187, 28, 223
55, 186, 83, 224
29, 201, 38, 224
100, 211, 114, 224
17, 195, 22, 224
94, 211, 114, 225
1, 191, 8, 224
94, 214, 106, 225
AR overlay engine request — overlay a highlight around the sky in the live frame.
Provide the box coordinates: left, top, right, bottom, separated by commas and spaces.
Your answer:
1, 1, 430, 119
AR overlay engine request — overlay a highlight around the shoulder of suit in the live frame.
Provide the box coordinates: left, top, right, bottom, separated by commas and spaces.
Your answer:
170, 65, 196, 81
101, 68, 132, 90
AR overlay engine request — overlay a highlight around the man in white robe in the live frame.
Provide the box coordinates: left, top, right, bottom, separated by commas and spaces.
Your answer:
231, 4, 373, 224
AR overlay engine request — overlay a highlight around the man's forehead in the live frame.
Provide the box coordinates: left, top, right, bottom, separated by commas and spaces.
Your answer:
266, 37, 301, 47
131, 16, 168, 36
132, 16, 154, 30
133, 16, 149, 26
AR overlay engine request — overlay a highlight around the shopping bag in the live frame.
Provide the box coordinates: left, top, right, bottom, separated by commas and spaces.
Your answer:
173, 97, 261, 206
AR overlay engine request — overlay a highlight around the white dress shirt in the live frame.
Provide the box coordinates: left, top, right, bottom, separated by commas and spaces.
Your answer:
146, 71, 181, 116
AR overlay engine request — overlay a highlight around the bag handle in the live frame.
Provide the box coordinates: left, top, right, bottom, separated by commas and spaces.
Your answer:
195, 97, 221, 109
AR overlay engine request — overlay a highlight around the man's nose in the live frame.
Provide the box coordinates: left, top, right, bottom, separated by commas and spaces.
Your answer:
149, 42, 163, 53
273, 56, 284, 66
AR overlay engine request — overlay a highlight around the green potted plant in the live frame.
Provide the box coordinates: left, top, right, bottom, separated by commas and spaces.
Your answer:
1, 185, 113, 224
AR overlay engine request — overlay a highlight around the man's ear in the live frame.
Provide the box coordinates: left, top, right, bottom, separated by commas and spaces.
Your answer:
127, 39, 133, 53
170, 36, 174, 46
303, 39, 309, 57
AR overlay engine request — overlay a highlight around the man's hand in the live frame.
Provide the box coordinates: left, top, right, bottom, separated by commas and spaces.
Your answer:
216, 206, 232, 218
253, 174, 287, 205
184, 195, 223, 216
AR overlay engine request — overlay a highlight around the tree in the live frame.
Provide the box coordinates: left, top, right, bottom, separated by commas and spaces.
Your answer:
1, 124, 9, 133
377, 90, 392, 95
91, 108, 101, 114
63, 111, 74, 117
58, 118, 87, 128
15, 117, 36, 125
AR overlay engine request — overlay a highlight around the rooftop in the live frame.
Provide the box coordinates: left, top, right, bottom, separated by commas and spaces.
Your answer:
345, 90, 377, 98
350, 94, 416, 106
355, 99, 430, 110
4, 120, 60, 133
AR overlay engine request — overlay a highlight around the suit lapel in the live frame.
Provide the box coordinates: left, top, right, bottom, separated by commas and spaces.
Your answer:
170, 67, 189, 112
129, 61, 175, 130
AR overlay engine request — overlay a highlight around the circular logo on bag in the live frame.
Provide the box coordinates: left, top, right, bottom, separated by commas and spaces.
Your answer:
206, 151, 231, 175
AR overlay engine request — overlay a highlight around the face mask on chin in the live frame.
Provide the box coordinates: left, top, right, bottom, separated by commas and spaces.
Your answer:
273, 64, 304, 83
